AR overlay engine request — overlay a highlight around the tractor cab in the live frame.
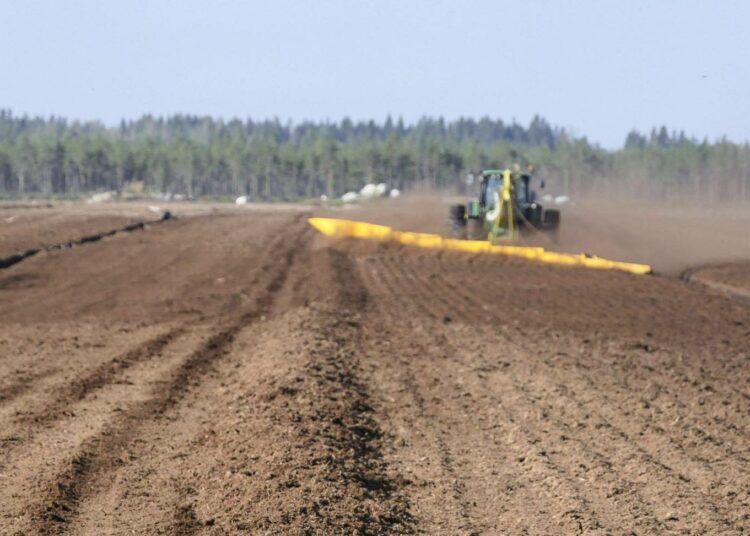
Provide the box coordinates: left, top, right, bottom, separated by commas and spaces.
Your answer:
479, 170, 534, 209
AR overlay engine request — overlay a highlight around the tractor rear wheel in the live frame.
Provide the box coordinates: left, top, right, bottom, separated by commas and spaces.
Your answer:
465, 218, 485, 240
449, 204, 466, 230
543, 209, 560, 229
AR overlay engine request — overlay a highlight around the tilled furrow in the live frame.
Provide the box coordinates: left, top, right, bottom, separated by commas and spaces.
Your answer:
363, 255, 492, 535
416, 260, 745, 531
0, 367, 60, 405
33, 323, 242, 534
506, 351, 748, 532
453, 343, 667, 533
432, 256, 750, 448
226, 246, 414, 535
435, 314, 745, 533
28, 225, 305, 535
419, 256, 750, 453
0, 326, 187, 464
367, 250, 666, 534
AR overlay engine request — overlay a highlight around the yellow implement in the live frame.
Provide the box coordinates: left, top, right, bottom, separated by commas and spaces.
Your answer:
308, 217, 652, 275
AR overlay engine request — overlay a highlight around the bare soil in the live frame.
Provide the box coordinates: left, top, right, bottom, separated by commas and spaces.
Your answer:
0, 202, 748, 535
0, 204, 143, 259
685, 261, 750, 304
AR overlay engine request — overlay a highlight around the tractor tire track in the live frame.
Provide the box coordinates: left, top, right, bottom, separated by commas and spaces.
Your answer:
0, 367, 61, 405
234, 245, 415, 535
0, 219, 301, 460
29, 223, 306, 535
144, 241, 415, 536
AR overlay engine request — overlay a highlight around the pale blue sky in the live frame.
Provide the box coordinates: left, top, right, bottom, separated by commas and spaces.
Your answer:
1, 0, 747, 147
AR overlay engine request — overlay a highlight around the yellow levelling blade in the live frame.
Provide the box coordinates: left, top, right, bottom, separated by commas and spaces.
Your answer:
308, 217, 652, 275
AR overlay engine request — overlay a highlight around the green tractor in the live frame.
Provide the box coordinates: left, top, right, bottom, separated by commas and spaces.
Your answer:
449, 167, 560, 242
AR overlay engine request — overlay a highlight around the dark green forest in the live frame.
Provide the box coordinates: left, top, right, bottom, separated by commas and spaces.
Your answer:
1, 109, 748, 203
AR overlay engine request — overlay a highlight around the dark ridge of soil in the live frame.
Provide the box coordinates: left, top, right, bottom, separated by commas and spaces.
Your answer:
683, 261, 750, 304
0, 217, 168, 271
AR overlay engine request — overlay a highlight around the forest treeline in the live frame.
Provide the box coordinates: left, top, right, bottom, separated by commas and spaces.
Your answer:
0, 109, 748, 203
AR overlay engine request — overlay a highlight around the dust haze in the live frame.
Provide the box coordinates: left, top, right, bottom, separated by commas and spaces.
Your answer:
329, 182, 750, 276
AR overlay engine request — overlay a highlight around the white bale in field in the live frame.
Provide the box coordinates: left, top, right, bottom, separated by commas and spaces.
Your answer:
554, 195, 571, 205
341, 192, 358, 203
87, 191, 114, 204
389, 189, 401, 198
235, 195, 249, 205
320, 194, 328, 202
359, 183, 378, 198
375, 183, 387, 196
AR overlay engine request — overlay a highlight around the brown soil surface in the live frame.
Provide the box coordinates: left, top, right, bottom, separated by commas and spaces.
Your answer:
0, 204, 146, 259
0, 204, 749, 535
686, 262, 750, 303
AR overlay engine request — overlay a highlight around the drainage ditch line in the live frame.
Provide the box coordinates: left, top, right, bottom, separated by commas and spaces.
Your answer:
0, 215, 171, 271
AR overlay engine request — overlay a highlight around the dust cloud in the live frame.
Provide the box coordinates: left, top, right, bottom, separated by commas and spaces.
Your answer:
320, 185, 750, 276
549, 201, 750, 275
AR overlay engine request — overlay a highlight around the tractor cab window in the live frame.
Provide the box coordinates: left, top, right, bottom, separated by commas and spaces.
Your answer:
481, 175, 503, 209
515, 177, 528, 203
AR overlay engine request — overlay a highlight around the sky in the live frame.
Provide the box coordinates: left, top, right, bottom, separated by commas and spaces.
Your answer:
0, 0, 748, 148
